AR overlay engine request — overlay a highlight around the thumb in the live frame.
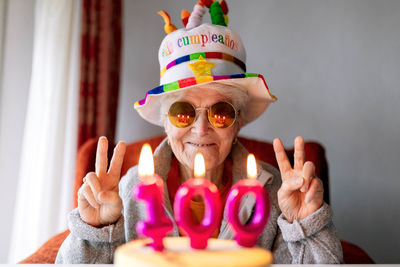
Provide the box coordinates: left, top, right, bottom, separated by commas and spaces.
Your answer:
278, 178, 303, 199
97, 191, 121, 206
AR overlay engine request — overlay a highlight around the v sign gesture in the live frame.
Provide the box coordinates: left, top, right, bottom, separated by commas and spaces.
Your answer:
78, 136, 126, 227
273, 136, 324, 223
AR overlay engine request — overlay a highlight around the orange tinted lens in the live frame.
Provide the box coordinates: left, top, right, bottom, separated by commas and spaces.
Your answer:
168, 102, 196, 128
208, 102, 236, 128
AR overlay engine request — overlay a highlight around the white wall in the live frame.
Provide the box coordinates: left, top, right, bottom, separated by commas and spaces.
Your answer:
117, 0, 400, 263
0, 0, 34, 262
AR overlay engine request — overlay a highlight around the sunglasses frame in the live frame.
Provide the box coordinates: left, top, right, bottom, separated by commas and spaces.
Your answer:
168, 101, 239, 129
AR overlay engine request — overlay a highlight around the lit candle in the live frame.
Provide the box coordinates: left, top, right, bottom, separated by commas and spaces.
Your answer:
133, 144, 173, 251
226, 154, 270, 247
174, 153, 222, 249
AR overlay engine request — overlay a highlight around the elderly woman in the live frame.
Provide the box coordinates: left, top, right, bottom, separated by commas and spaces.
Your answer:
56, 1, 343, 264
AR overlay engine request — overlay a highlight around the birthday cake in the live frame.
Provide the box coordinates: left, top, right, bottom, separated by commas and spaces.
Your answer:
114, 237, 273, 267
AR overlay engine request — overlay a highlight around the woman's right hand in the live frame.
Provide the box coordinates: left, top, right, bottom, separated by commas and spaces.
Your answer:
78, 136, 126, 227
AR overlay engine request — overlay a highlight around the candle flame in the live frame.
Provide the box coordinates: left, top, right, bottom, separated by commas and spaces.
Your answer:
138, 144, 154, 177
194, 153, 205, 177
247, 154, 257, 179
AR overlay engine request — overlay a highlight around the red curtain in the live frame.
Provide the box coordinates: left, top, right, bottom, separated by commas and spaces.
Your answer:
78, 0, 122, 148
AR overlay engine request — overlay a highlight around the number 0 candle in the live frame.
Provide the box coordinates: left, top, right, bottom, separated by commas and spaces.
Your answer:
174, 153, 222, 249
226, 154, 270, 247
133, 144, 173, 251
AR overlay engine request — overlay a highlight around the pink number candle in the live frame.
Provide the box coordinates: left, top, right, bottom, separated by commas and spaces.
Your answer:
226, 154, 270, 247
133, 144, 173, 251
174, 153, 222, 249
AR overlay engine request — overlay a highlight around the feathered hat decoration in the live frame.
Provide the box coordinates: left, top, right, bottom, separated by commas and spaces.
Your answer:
159, 0, 229, 34
157, 10, 178, 34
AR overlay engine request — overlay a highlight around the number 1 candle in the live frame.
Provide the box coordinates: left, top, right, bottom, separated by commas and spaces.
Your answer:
133, 144, 173, 251
174, 153, 222, 249
226, 154, 270, 247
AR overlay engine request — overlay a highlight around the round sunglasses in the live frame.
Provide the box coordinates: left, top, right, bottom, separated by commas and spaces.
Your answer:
168, 101, 239, 129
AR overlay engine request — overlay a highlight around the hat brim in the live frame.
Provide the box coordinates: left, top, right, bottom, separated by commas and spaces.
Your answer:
134, 73, 277, 126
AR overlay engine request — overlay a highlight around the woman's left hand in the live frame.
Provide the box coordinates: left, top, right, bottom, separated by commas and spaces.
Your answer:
273, 136, 324, 223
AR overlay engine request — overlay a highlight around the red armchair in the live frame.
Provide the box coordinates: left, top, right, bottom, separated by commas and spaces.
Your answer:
19, 136, 374, 263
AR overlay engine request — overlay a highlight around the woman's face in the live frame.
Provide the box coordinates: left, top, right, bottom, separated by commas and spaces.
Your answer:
164, 88, 241, 171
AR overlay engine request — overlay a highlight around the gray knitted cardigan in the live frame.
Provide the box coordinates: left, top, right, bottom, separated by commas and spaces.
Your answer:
56, 139, 343, 264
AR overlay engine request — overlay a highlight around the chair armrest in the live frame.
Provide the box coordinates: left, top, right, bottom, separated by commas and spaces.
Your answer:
341, 240, 375, 264
18, 230, 70, 263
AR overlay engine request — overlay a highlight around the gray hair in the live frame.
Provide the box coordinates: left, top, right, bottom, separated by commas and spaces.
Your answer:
159, 82, 249, 125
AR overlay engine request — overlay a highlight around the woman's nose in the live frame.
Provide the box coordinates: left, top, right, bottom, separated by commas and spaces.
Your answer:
191, 111, 209, 136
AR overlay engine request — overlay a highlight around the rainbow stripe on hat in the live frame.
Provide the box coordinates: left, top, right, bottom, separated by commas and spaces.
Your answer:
134, 73, 276, 108
160, 52, 246, 77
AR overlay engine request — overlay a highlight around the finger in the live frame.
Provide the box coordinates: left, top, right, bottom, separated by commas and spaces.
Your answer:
96, 136, 108, 177
108, 141, 126, 179
301, 161, 315, 192
78, 184, 100, 209
85, 172, 102, 201
293, 136, 305, 170
305, 177, 324, 204
273, 138, 292, 176
97, 191, 122, 206
278, 178, 303, 200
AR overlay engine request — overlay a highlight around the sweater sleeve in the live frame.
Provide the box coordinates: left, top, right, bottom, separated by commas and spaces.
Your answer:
55, 209, 125, 264
55, 166, 144, 264
274, 202, 344, 264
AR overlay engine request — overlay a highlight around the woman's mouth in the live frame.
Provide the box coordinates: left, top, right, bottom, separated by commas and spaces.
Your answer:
186, 142, 216, 147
